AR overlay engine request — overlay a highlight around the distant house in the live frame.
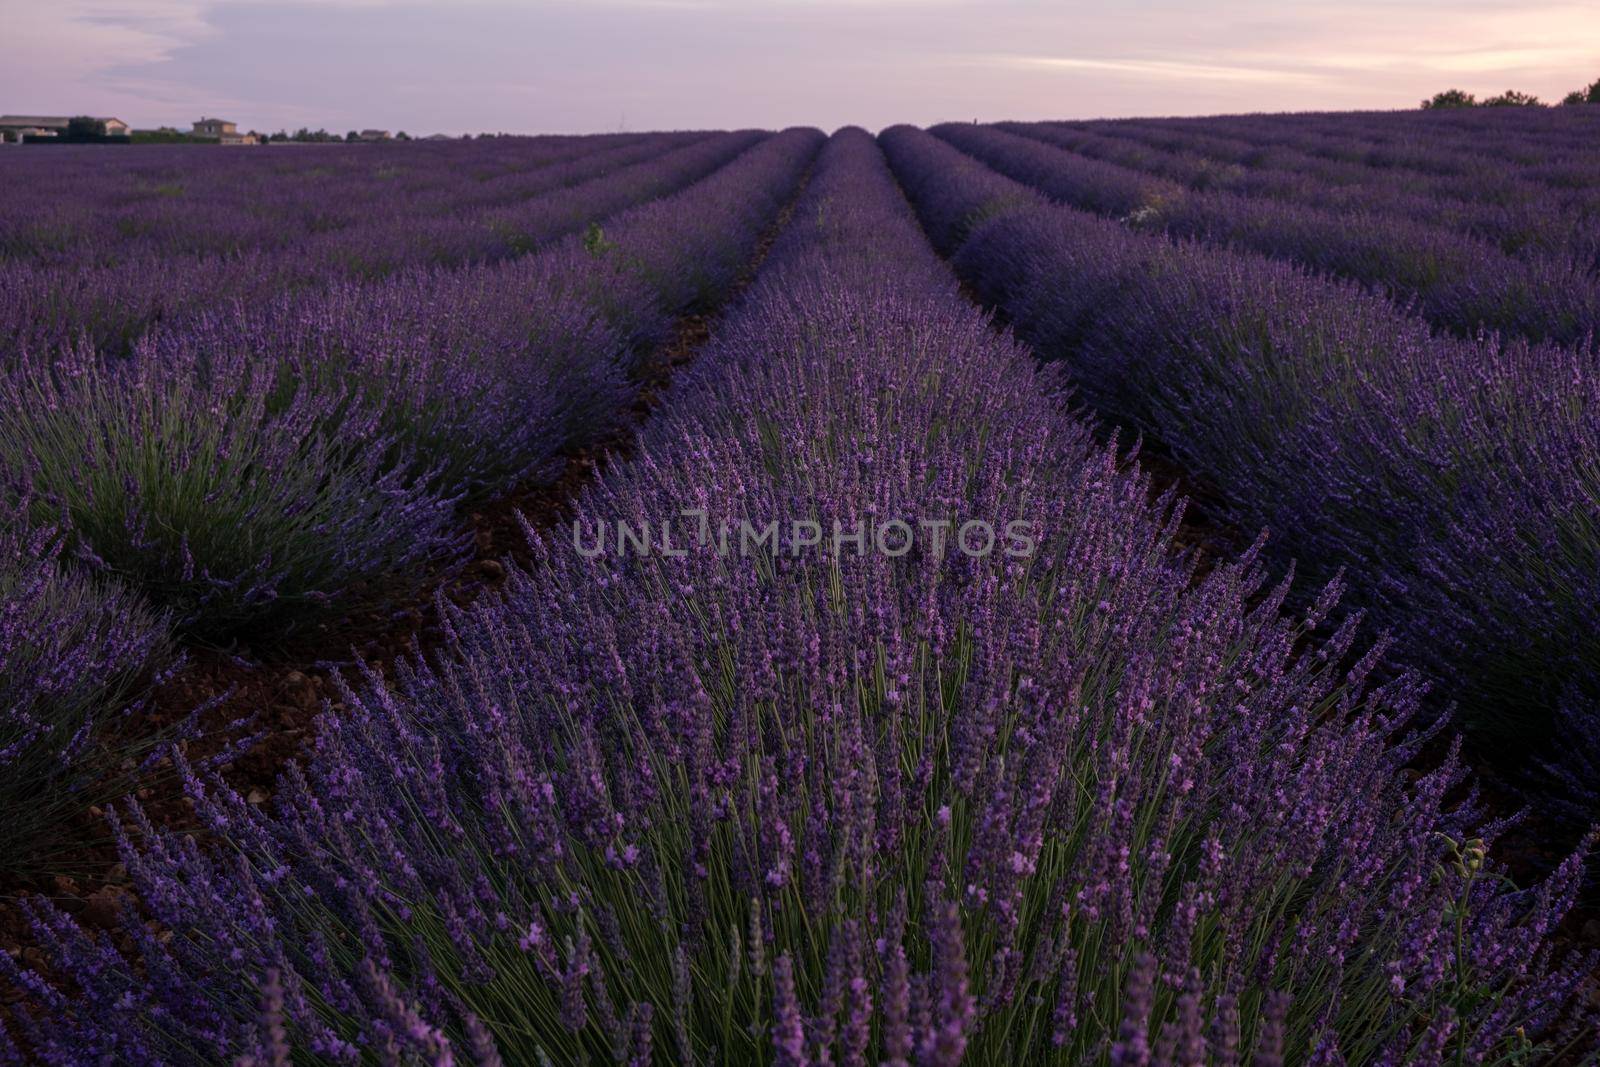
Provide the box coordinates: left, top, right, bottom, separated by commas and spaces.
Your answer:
192, 117, 236, 138
0, 115, 129, 141
0, 124, 51, 144
357, 129, 392, 142
192, 118, 258, 145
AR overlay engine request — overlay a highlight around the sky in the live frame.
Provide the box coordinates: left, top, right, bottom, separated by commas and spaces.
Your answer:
3, 0, 1597, 135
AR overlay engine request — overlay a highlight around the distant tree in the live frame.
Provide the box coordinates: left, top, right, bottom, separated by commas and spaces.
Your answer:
1421, 88, 1477, 109
346, 130, 360, 142
1482, 89, 1544, 107
395, 130, 410, 141
65, 116, 105, 139
1562, 77, 1600, 105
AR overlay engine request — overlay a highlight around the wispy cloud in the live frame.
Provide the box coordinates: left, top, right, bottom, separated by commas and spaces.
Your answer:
1221, 1, 1600, 81
987, 54, 1333, 88
3, 0, 1597, 132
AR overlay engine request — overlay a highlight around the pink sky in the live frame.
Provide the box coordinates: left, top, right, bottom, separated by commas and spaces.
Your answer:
4, 0, 1597, 134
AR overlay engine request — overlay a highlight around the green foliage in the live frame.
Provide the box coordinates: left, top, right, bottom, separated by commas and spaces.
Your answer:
137, 181, 185, 198
0, 513, 170, 875
1481, 89, 1544, 107
1561, 77, 1600, 105
0, 345, 456, 638
130, 131, 206, 145
581, 221, 614, 255
53, 117, 129, 144
66, 116, 105, 139
1421, 87, 1549, 110
956, 193, 1046, 246
1421, 88, 1477, 109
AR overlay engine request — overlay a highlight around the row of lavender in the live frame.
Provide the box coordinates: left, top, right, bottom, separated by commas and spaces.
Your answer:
5, 126, 1591, 1065
1090, 112, 1600, 188
1165, 108, 1600, 185
1084, 110, 1600, 235
0, 129, 824, 873
0, 133, 674, 264
1009, 118, 1600, 273
880, 125, 1600, 827
0, 130, 776, 359
1120, 110, 1600, 195
2, 127, 793, 635
933, 120, 1600, 347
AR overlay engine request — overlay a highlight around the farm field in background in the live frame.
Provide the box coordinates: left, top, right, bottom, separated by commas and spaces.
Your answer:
2, 109, 1598, 1064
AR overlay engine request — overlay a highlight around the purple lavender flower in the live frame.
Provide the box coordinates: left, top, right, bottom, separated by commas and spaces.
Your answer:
1, 497, 169, 872
3, 124, 1593, 1067
883, 120, 1600, 829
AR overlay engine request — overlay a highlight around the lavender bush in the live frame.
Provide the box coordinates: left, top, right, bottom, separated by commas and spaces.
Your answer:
552, 126, 826, 349
0, 128, 819, 898
0, 131, 746, 361
5, 129, 1591, 1066
167, 265, 631, 501
934, 122, 1600, 347
475, 131, 766, 260
881, 124, 1600, 826
0, 130, 821, 640
0, 252, 301, 363
0, 339, 463, 637
1, 499, 169, 873
0, 133, 694, 268
1007, 118, 1600, 267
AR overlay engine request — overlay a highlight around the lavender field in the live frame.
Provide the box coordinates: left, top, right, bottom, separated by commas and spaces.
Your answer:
2, 112, 1598, 1064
